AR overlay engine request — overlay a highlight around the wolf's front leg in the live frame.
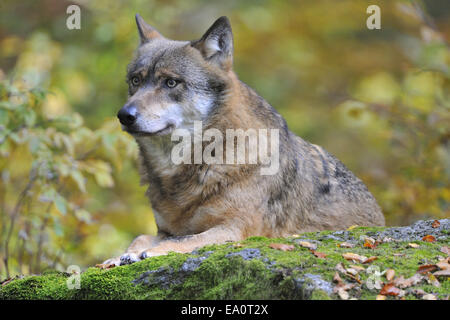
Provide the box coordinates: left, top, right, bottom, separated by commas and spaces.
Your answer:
101, 232, 167, 266
139, 226, 243, 259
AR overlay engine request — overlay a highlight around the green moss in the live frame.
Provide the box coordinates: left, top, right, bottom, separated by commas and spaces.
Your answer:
311, 290, 332, 300
1, 223, 448, 300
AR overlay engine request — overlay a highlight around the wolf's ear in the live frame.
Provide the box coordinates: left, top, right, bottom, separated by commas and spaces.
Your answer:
135, 14, 162, 44
191, 16, 233, 70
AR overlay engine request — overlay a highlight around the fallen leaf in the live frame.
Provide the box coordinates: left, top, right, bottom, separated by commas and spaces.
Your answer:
311, 250, 327, 259
408, 243, 420, 248
349, 265, 365, 272
426, 273, 440, 287
298, 241, 317, 250
394, 253, 406, 257
337, 288, 349, 300
95, 263, 116, 269
346, 268, 359, 276
436, 258, 450, 270
333, 282, 355, 300
291, 234, 301, 238
363, 238, 378, 249
362, 256, 378, 264
422, 235, 436, 243
363, 236, 376, 245
345, 273, 362, 284
338, 242, 355, 248
269, 243, 295, 251
440, 246, 450, 256
422, 294, 437, 300
386, 269, 395, 282
335, 262, 347, 274
417, 264, 438, 274
380, 283, 401, 296
393, 274, 424, 289
431, 220, 440, 228
409, 288, 426, 297
347, 225, 358, 231
233, 243, 243, 248
376, 295, 387, 300
342, 252, 367, 263
433, 269, 450, 277
333, 272, 343, 284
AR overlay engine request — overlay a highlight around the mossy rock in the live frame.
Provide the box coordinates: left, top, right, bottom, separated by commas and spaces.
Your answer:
1, 219, 449, 300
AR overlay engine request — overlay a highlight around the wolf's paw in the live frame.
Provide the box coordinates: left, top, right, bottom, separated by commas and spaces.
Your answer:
119, 252, 140, 265
139, 250, 164, 260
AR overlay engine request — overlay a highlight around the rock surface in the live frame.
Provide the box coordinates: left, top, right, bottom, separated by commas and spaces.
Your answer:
1, 219, 449, 300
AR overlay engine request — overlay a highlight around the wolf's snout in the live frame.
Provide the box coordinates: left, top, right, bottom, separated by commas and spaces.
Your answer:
118, 104, 138, 126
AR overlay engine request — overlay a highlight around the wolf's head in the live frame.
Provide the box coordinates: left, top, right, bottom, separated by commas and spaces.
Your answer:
118, 15, 234, 137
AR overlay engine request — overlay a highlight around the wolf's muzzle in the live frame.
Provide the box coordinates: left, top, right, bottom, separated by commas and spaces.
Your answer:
118, 104, 138, 126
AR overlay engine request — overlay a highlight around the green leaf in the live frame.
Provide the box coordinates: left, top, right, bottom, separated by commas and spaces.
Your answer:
24, 109, 36, 127
70, 170, 86, 193
0, 109, 9, 125
54, 194, 67, 215
74, 209, 92, 224
53, 217, 64, 237
94, 171, 114, 187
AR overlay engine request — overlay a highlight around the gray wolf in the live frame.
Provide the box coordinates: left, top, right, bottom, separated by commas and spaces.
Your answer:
103, 15, 384, 266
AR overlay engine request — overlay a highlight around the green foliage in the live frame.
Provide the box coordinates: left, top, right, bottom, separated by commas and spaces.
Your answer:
0, 80, 136, 277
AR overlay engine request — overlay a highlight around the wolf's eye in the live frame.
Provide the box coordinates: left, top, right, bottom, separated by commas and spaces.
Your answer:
131, 76, 140, 86
165, 79, 178, 88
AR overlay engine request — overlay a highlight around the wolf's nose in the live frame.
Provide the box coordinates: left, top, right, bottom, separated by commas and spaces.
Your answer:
118, 105, 138, 126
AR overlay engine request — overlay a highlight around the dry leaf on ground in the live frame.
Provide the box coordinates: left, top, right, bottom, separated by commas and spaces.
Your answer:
408, 243, 420, 248
440, 246, 450, 255
297, 241, 317, 250
362, 237, 381, 249
335, 262, 347, 274
417, 264, 438, 274
376, 295, 387, 300
433, 269, 450, 277
422, 235, 436, 243
338, 242, 355, 248
426, 273, 440, 287
333, 283, 355, 300
362, 256, 378, 264
380, 283, 402, 296
422, 294, 437, 300
342, 252, 367, 263
431, 220, 440, 228
386, 269, 395, 281
349, 265, 365, 272
333, 272, 343, 284
269, 243, 295, 251
337, 288, 349, 300
393, 274, 424, 289
311, 250, 327, 259
436, 257, 450, 270
95, 263, 116, 269
409, 288, 426, 297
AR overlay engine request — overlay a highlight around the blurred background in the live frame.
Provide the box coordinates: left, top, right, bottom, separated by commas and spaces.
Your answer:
0, 0, 448, 279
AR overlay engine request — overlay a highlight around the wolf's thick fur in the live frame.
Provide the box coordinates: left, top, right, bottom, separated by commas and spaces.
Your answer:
104, 15, 384, 265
